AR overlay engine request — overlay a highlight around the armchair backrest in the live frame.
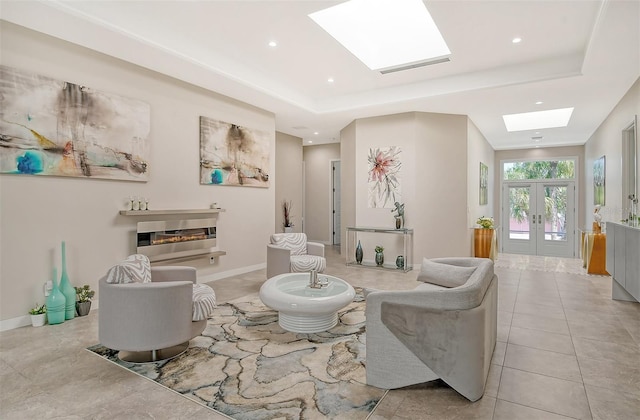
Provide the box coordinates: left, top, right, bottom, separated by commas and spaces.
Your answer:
270, 233, 308, 255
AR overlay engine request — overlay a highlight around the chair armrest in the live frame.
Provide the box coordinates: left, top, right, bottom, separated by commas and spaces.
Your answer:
307, 242, 325, 257
151, 266, 197, 283
267, 244, 291, 279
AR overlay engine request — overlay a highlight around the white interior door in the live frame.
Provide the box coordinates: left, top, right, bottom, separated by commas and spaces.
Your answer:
502, 181, 574, 257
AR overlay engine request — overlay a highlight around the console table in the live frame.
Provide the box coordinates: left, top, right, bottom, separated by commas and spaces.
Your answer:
345, 226, 413, 272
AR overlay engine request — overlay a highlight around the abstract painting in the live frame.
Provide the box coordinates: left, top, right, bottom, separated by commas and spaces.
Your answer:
368, 146, 401, 208
480, 162, 488, 205
0, 65, 150, 181
199, 116, 270, 187
594, 155, 605, 205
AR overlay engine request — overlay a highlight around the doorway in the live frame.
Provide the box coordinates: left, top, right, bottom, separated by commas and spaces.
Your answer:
502, 181, 575, 257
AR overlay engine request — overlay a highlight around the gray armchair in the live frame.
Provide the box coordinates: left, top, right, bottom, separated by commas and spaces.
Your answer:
365, 258, 498, 401
267, 233, 326, 279
99, 266, 207, 362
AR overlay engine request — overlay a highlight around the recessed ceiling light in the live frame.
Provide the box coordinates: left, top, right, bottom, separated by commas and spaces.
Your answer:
308, 140, 313, 144
535, 101, 543, 105
268, 40, 277, 47
503, 107, 574, 132
314, 132, 319, 135
512, 37, 522, 44
327, 77, 334, 83
309, 0, 450, 71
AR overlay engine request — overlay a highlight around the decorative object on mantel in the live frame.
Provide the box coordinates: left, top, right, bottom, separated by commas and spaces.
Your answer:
355, 240, 363, 264
199, 116, 271, 187
396, 255, 405, 269
59, 241, 76, 320
126, 196, 149, 211
0, 65, 150, 182
391, 201, 405, 229
374, 246, 384, 266
368, 146, 402, 208
283, 200, 294, 233
75, 285, 95, 316
45, 267, 66, 325
29, 303, 46, 327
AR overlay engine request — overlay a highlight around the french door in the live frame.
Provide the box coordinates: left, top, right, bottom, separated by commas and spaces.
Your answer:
502, 181, 575, 257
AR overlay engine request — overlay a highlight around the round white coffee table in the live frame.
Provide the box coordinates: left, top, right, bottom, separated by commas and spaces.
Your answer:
259, 273, 356, 333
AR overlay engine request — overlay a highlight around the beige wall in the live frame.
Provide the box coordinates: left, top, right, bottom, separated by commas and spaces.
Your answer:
340, 122, 357, 255
0, 22, 276, 326
467, 118, 496, 253
341, 112, 474, 266
275, 132, 303, 233
584, 77, 640, 225
303, 143, 340, 243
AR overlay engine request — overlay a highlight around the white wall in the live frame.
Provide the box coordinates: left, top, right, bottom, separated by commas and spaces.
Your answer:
303, 143, 340, 243
275, 132, 303, 233
0, 22, 275, 326
584, 77, 640, 225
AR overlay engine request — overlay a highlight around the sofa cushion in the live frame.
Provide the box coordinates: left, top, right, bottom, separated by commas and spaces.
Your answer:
290, 255, 326, 273
270, 233, 307, 256
417, 258, 477, 288
192, 284, 216, 321
106, 254, 152, 284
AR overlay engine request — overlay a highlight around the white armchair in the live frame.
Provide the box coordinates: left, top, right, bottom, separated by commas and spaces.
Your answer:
99, 266, 208, 363
267, 233, 326, 279
365, 258, 498, 401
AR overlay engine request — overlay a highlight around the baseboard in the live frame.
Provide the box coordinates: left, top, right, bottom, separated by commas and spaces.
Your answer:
198, 263, 266, 283
0, 303, 99, 332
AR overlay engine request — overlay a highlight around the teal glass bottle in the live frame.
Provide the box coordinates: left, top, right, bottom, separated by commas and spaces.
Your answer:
59, 241, 75, 320
45, 267, 66, 325
355, 240, 363, 264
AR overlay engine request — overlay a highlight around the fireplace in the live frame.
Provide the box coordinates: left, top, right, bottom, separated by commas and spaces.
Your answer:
137, 218, 217, 262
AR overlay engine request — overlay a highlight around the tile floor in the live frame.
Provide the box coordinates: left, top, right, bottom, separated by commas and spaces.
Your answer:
1, 248, 638, 419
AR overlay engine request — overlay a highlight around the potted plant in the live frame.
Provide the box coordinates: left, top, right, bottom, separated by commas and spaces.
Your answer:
283, 200, 294, 233
29, 303, 46, 327
75, 285, 95, 316
476, 216, 495, 229
374, 246, 384, 266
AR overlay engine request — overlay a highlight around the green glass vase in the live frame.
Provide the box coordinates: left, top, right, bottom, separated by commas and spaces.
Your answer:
45, 267, 65, 325
59, 241, 75, 320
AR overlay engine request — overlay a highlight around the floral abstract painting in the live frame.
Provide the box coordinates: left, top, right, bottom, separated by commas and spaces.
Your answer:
594, 155, 605, 205
480, 162, 488, 205
368, 146, 401, 208
0, 65, 150, 181
200, 116, 271, 188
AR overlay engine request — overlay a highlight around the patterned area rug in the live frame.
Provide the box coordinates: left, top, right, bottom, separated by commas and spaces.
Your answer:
87, 289, 387, 419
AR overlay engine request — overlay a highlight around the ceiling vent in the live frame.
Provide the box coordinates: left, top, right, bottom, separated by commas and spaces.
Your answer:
531, 136, 544, 140
380, 57, 450, 74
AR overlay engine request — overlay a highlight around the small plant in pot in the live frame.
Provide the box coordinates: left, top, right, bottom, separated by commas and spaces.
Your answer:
75, 285, 95, 316
374, 246, 384, 266
29, 303, 47, 327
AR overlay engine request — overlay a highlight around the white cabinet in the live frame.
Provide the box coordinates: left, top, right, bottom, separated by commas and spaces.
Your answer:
606, 222, 640, 302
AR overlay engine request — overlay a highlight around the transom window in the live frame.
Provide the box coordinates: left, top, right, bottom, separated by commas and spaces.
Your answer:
503, 160, 575, 180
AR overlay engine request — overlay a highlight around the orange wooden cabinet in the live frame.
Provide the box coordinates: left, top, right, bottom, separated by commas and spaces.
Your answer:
581, 231, 609, 275
474, 228, 497, 261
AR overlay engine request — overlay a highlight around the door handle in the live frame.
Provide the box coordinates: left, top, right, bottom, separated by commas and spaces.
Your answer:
532, 214, 536, 224
538, 214, 542, 224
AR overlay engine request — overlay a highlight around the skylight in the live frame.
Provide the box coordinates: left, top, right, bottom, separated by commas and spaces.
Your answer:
503, 108, 574, 132
309, 0, 450, 72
